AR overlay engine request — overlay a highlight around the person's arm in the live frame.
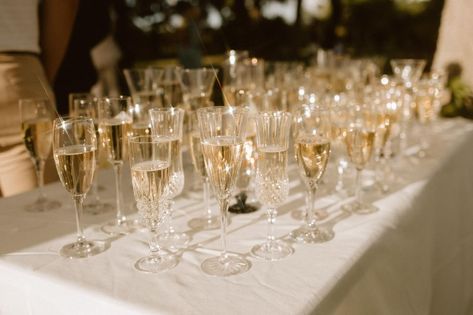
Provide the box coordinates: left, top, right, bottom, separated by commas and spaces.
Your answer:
40, 0, 79, 84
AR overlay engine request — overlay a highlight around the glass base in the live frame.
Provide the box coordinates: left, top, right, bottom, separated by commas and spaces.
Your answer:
157, 231, 190, 250
60, 240, 109, 258
201, 253, 250, 277
291, 226, 334, 244
83, 202, 113, 215
251, 240, 294, 261
25, 198, 61, 212
343, 201, 379, 215
134, 253, 177, 273
101, 218, 138, 235
188, 215, 220, 230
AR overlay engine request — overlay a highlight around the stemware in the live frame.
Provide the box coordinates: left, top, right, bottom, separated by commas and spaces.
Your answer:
187, 111, 220, 230
149, 107, 190, 249
197, 106, 250, 277
53, 117, 109, 258
291, 105, 334, 243
123, 68, 164, 108
19, 98, 61, 212
251, 111, 293, 260
160, 66, 184, 108
177, 68, 217, 111
69, 94, 113, 214
98, 96, 136, 234
342, 103, 379, 214
128, 135, 177, 272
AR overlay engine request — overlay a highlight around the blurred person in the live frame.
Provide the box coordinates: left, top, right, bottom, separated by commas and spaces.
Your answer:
0, 0, 78, 197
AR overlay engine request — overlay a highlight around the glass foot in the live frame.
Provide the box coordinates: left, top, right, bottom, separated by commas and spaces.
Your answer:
188, 215, 220, 230
157, 231, 190, 249
101, 218, 138, 235
60, 240, 109, 258
83, 202, 113, 215
201, 253, 250, 277
134, 253, 178, 273
291, 226, 334, 244
25, 198, 61, 212
251, 240, 294, 261
343, 201, 379, 215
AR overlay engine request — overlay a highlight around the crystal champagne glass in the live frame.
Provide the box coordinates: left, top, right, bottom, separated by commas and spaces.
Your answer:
19, 98, 61, 212
178, 68, 217, 111
343, 103, 379, 214
69, 95, 113, 214
251, 111, 293, 260
291, 105, 334, 243
160, 66, 184, 107
123, 68, 164, 108
197, 106, 250, 277
149, 107, 190, 249
98, 96, 136, 234
129, 135, 177, 272
187, 111, 220, 230
53, 117, 109, 258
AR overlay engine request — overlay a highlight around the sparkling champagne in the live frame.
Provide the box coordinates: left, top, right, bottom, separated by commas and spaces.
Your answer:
189, 131, 207, 177
345, 128, 375, 169
255, 145, 289, 208
54, 145, 96, 195
22, 118, 53, 161
295, 135, 330, 189
101, 118, 132, 163
131, 160, 170, 224
131, 122, 152, 137
201, 136, 244, 199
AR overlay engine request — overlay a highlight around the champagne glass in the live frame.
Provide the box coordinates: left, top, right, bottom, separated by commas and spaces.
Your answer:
197, 106, 250, 277
291, 106, 334, 243
53, 117, 108, 258
19, 98, 60, 212
343, 104, 379, 214
149, 107, 190, 249
187, 111, 220, 230
98, 96, 136, 234
123, 68, 164, 108
129, 135, 177, 272
160, 66, 184, 107
177, 68, 217, 111
251, 111, 293, 260
69, 95, 113, 215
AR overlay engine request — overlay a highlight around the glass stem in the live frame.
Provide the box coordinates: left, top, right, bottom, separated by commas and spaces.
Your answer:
306, 186, 317, 230
113, 163, 125, 224
355, 168, 363, 205
73, 194, 85, 243
36, 159, 46, 201
167, 200, 175, 234
218, 198, 229, 259
203, 177, 212, 219
149, 222, 161, 256
266, 207, 277, 244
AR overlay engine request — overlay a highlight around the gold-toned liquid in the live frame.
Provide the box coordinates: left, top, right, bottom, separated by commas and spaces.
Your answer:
132, 91, 163, 108
295, 135, 330, 189
131, 122, 152, 137
255, 145, 289, 208
416, 94, 435, 124
22, 118, 53, 161
201, 136, 244, 200
54, 145, 96, 195
101, 119, 131, 164
189, 131, 207, 178
345, 128, 375, 169
131, 160, 170, 225
183, 94, 211, 110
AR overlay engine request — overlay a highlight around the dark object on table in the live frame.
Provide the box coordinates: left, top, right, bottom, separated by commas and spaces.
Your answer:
441, 63, 473, 119
228, 192, 258, 214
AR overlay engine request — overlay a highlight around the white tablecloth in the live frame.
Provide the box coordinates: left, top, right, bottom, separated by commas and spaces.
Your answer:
0, 119, 472, 315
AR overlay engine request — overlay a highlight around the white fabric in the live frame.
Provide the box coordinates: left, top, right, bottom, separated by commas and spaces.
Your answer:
433, 0, 473, 88
0, 118, 472, 314
0, 0, 40, 53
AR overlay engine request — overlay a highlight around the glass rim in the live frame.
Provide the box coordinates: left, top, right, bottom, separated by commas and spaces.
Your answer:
97, 95, 132, 102
257, 110, 292, 118
128, 135, 173, 144
148, 107, 185, 115
53, 116, 94, 127
178, 67, 218, 74
196, 105, 248, 115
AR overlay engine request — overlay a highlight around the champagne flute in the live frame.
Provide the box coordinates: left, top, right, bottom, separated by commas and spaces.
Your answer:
98, 96, 136, 234
19, 98, 60, 212
187, 111, 220, 230
177, 68, 217, 111
123, 68, 164, 108
291, 106, 334, 243
149, 107, 190, 249
160, 66, 184, 107
69, 95, 113, 214
129, 135, 177, 272
251, 111, 293, 260
197, 106, 250, 277
53, 117, 109, 258
343, 104, 379, 214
